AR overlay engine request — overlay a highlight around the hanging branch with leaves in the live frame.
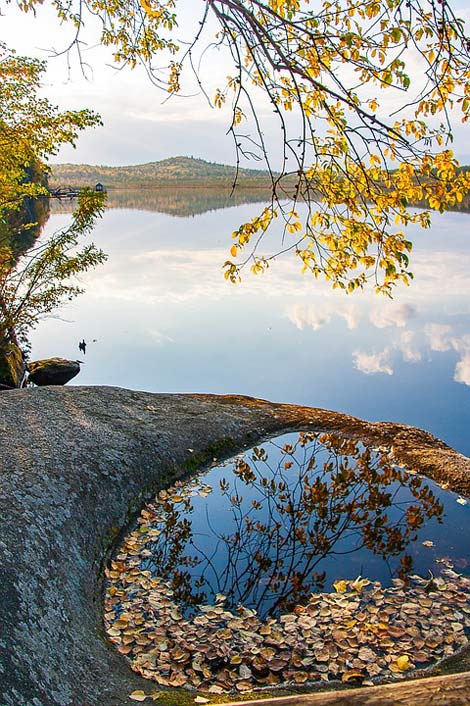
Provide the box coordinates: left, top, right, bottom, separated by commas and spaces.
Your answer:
11, 0, 470, 294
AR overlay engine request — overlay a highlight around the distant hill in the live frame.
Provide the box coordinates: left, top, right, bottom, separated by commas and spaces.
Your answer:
50, 156, 273, 189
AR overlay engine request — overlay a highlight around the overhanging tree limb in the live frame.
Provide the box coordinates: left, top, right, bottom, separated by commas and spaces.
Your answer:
9, 0, 470, 294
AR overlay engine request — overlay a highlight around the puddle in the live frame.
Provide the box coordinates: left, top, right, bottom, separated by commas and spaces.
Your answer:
105, 432, 470, 691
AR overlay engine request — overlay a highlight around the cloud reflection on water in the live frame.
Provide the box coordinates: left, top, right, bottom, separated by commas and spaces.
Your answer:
30, 197, 470, 454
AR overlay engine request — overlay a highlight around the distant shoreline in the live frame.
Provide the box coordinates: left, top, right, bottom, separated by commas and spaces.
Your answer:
49, 155, 470, 213
65, 180, 277, 189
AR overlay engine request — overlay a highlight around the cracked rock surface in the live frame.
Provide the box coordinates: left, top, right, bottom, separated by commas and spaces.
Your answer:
1, 386, 469, 706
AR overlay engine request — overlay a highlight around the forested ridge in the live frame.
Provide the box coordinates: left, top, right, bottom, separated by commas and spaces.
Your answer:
50, 156, 273, 188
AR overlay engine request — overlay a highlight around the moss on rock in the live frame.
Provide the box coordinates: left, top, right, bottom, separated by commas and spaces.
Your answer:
0, 342, 25, 388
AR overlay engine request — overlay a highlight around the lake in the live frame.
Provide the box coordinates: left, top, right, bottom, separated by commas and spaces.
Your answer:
32, 188, 470, 455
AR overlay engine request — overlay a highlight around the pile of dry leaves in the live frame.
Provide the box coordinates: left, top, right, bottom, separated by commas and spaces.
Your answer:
105, 517, 470, 693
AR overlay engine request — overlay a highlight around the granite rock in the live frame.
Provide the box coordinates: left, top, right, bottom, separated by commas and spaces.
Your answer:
27, 358, 81, 386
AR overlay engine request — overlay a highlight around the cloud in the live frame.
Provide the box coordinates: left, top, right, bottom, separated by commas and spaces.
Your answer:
353, 331, 421, 378
286, 301, 360, 332
287, 303, 331, 331
370, 303, 416, 329
449, 335, 470, 386
422, 331, 470, 386
352, 348, 393, 376
449, 333, 470, 355
422, 328, 470, 386
454, 354, 470, 386
424, 323, 453, 352
397, 330, 422, 363
340, 304, 361, 330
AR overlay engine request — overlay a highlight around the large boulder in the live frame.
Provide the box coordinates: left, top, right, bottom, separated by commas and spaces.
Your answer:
0, 387, 469, 706
27, 357, 81, 385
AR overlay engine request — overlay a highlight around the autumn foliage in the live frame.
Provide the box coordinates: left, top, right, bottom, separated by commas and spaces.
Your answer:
0, 43, 105, 367
14, 0, 470, 293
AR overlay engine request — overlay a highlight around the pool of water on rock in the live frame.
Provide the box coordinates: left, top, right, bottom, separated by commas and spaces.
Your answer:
105, 432, 470, 691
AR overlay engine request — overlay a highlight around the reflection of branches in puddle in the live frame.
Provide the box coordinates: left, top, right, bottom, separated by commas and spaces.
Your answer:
142, 432, 443, 618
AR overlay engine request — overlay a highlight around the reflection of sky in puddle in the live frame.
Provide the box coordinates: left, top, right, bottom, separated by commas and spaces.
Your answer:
30, 196, 470, 454
123, 432, 470, 620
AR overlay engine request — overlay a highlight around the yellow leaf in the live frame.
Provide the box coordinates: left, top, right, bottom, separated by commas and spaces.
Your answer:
139, 0, 161, 19
333, 579, 348, 593
130, 692, 149, 702
230, 245, 238, 257
343, 619, 357, 629
396, 655, 410, 671
351, 576, 370, 592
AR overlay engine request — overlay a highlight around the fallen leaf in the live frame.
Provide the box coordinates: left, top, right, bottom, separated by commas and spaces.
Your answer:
351, 576, 370, 592
194, 698, 210, 704
422, 540, 434, 547
333, 579, 348, 593
358, 647, 376, 662
208, 685, 223, 694
168, 672, 188, 687
293, 671, 309, 683
129, 691, 148, 702
341, 669, 365, 683
396, 655, 410, 671
236, 680, 253, 692
457, 497, 468, 505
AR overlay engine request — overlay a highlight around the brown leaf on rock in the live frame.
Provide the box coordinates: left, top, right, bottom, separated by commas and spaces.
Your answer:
207, 685, 223, 694
366, 662, 383, 677
236, 680, 253, 692
342, 669, 365, 683
168, 671, 188, 687
413, 651, 431, 663
358, 647, 376, 662
269, 658, 288, 672
293, 671, 309, 683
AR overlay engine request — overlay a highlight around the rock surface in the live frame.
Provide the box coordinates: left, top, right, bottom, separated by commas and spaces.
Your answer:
1, 386, 470, 706
27, 357, 81, 386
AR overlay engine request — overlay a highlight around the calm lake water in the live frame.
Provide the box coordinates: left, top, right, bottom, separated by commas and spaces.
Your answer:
32, 189, 470, 455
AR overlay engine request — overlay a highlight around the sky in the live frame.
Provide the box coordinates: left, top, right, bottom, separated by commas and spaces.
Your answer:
2, 0, 470, 167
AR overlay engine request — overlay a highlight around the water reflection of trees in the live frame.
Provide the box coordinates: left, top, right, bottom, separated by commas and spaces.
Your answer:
0, 192, 105, 387
49, 186, 275, 218
49, 186, 470, 221
142, 433, 443, 618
